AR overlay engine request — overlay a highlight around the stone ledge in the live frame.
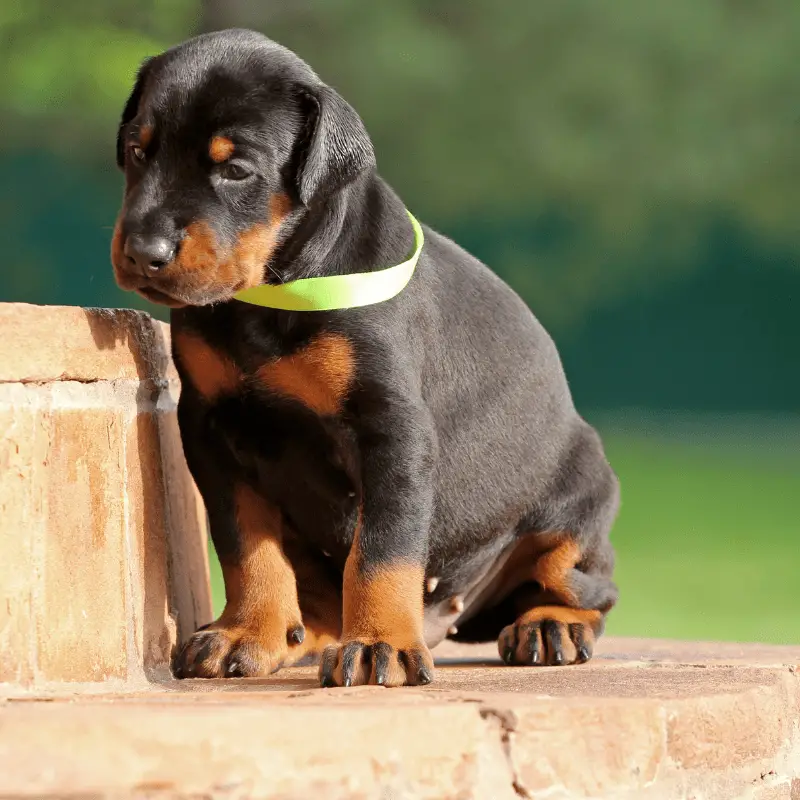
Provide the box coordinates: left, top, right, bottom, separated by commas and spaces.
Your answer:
0, 302, 211, 688
0, 302, 178, 385
1, 639, 798, 799
2, 303, 798, 798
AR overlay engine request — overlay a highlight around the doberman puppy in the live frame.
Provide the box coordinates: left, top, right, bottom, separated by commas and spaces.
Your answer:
111, 29, 619, 687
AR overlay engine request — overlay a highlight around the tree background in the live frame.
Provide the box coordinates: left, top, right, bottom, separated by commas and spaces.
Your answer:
2, 0, 798, 642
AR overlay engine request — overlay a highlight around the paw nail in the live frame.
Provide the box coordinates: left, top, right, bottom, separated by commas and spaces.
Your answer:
288, 625, 305, 644
552, 653, 564, 666
503, 647, 515, 664
417, 667, 432, 685
578, 646, 590, 662
320, 676, 335, 688
426, 576, 439, 593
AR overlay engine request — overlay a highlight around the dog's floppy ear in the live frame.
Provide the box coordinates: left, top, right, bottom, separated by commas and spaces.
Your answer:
116, 58, 153, 169
295, 84, 376, 205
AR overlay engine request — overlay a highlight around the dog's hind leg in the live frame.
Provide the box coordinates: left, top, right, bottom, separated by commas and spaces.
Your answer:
498, 424, 620, 666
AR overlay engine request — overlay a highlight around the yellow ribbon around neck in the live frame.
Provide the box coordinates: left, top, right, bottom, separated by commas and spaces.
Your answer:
234, 209, 424, 311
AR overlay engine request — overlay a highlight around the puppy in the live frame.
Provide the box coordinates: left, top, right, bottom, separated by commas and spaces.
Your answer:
111, 29, 619, 687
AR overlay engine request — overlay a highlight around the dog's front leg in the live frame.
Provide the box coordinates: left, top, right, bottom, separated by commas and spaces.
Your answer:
173, 388, 307, 679
319, 398, 435, 687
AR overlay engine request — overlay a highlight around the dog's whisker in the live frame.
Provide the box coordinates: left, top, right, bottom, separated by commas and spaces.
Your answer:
266, 264, 285, 284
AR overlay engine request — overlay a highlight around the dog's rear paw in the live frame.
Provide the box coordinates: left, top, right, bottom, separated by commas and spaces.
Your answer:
175, 620, 305, 678
498, 606, 602, 667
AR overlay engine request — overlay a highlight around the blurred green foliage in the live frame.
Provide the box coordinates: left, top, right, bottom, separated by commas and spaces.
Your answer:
602, 417, 800, 643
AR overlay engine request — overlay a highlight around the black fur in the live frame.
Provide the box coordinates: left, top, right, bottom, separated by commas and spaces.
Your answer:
112, 29, 620, 683
295, 85, 376, 205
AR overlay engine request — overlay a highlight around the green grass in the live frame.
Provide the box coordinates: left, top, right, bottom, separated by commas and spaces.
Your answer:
207, 416, 800, 645
601, 417, 800, 644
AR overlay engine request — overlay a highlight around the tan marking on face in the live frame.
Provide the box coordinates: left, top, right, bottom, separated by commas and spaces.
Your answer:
172, 331, 241, 401
110, 216, 128, 284
256, 333, 355, 416
209, 135, 235, 163
219, 192, 294, 289
117, 192, 294, 306
139, 124, 153, 149
168, 193, 293, 296
172, 220, 219, 275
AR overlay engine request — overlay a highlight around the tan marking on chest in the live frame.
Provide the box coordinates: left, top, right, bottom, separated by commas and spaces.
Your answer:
173, 331, 241, 401
256, 333, 355, 415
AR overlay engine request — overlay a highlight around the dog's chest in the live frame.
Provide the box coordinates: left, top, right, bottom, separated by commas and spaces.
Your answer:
174, 328, 355, 410
174, 328, 361, 554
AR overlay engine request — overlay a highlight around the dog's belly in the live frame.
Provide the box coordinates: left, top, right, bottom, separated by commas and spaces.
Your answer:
422, 532, 549, 648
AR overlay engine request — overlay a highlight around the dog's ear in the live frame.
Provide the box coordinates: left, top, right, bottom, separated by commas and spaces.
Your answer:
116, 58, 153, 169
295, 85, 376, 205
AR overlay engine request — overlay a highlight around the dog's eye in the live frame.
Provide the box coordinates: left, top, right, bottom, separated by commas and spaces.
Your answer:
218, 162, 252, 181
129, 145, 146, 163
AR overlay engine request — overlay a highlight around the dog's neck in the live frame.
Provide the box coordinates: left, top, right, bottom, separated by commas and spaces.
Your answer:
271, 174, 415, 284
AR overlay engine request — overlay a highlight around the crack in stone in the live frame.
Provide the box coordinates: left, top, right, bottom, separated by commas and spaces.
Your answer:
479, 706, 532, 799
3, 375, 169, 387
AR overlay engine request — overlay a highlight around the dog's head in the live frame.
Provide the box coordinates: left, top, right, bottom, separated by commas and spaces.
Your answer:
111, 29, 375, 307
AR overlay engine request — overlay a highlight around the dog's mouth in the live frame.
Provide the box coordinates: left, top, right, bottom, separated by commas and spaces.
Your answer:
136, 286, 188, 309
134, 281, 248, 309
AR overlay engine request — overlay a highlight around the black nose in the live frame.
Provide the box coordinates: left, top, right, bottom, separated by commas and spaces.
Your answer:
124, 233, 176, 274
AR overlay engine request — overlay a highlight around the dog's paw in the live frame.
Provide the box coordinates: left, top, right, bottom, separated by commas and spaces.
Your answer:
498, 606, 602, 667
175, 619, 305, 678
318, 638, 434, 687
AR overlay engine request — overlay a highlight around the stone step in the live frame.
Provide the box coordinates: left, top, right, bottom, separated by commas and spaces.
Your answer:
1, 302, 798, 798
0, 303, 212, 689
1, 639, 799, 799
